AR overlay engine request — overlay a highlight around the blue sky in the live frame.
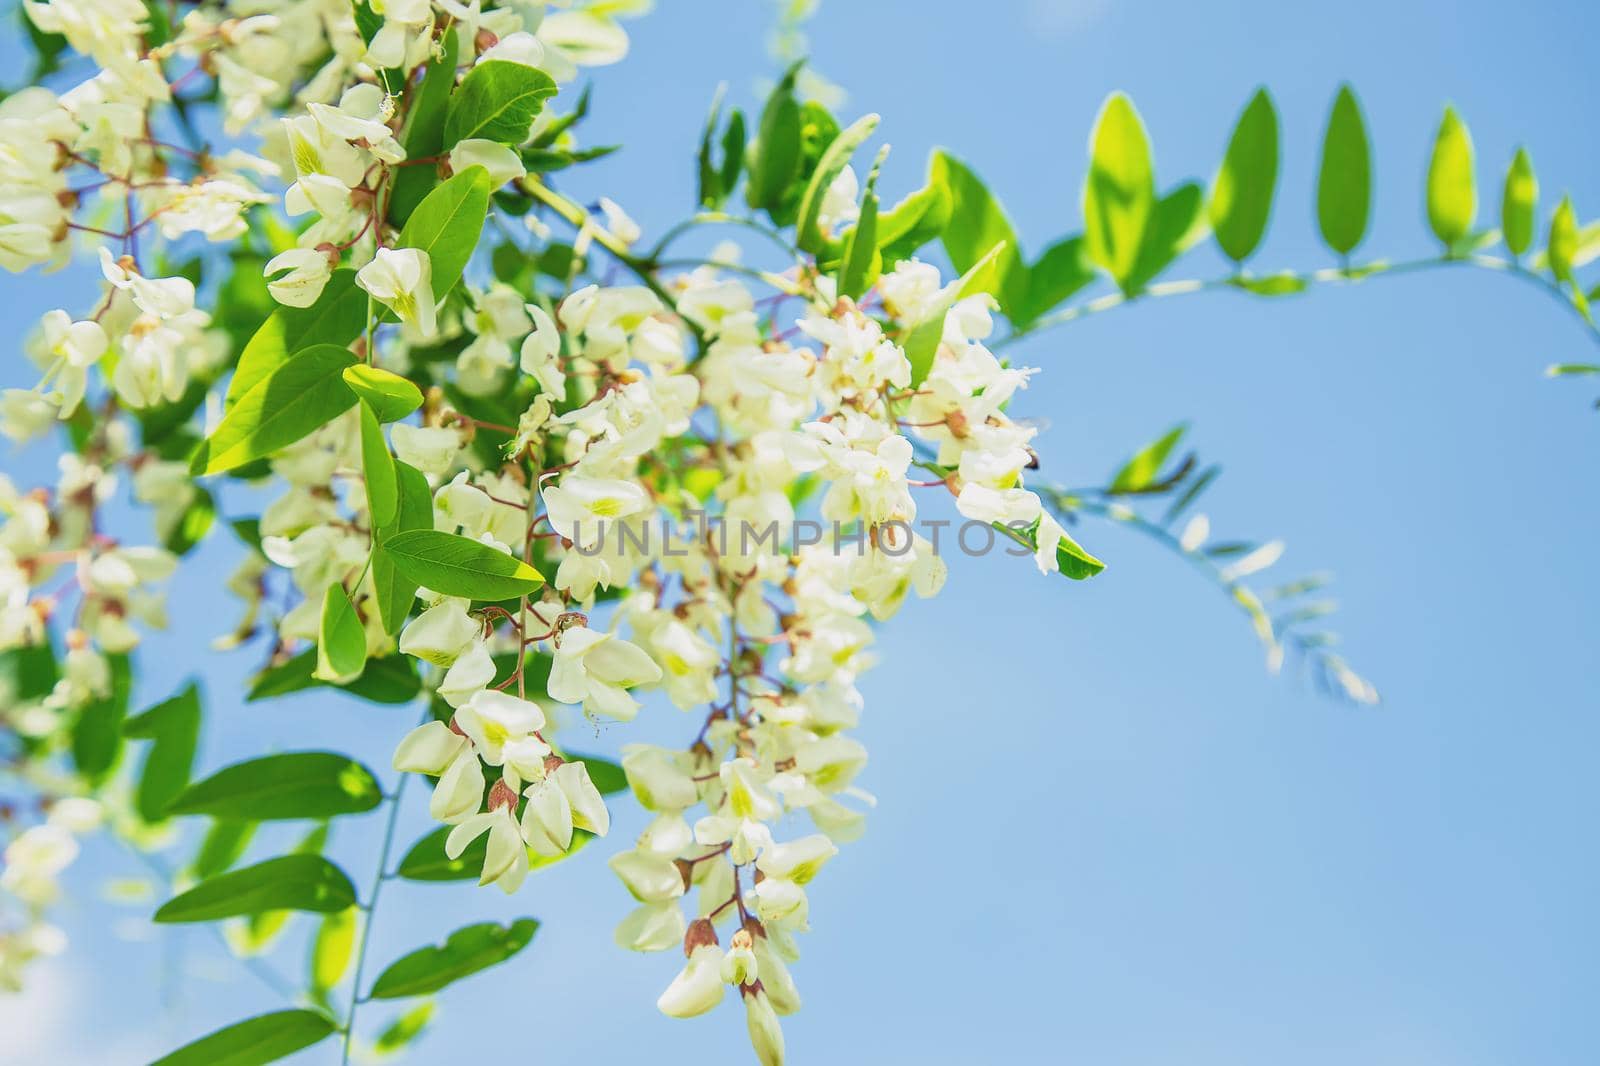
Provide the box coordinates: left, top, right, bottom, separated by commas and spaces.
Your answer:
4, 1, 1599, 1063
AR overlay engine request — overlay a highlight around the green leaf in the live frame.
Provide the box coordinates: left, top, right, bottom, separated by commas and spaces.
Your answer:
70, 653, 130, 784
247, 649, 421, 704
369, 919, 540, 999
1126, 182, 1207, 293
836, 149, 884, 300
169, 752, 383, 821
374, 1002, 435, 1055
905, 242, 1008, 388
1548, 194, 1578, 281
357, 402, 398, 526
380, 529, 544, 601
373, 460, 434, 635
164, 487, 216, 556
227, 270, 365, 407
443, 60, 557, 149
875, 179, 951, 264
1316, 85, 1371, 257
1426, 106, 1477, 248
1055, 530, 1107, 580
931, 151, 1027, 316
397, 826, 592, 881
311, 906, 359, 995
124, 681, 202, 823
1084, 91, 1156, 293
745, 62, 803, 213
342, 365, 423, 422
795, 112, 880, 254
194, 344, 358, 476
1015, 236, 1094, 326
154, 854, 357, 923
389, 27, 461, 226
315, 584, 369, 685
150, 1009, 337, 1066
396, 166, 492, 305
1109, 424, 1188, 494
191, 819, 256, 880
696, 88, 744, 209
1209, 88, 1279, 263
1501, 147, 1538, 257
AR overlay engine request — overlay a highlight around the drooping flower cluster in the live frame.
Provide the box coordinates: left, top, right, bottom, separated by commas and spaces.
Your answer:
0, 1, 1082, 1060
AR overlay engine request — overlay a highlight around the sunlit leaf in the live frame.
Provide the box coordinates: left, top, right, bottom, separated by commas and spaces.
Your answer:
1084, 91, 1155, 293
369, 919, 540, 999
169, 752, 382, 821
380, 529, 545, 601
1426, 106, 1477, 248
1210, 88, 1279, 263
1316, 85, 1371, 257
1501, 147, 1538, 257
150, 1009, 337, 1066
154, 854, 357, 922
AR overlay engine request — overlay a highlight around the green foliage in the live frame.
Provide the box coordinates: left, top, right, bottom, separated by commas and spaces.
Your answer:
316, 584, 369, 685
1426, 106, 1477, 249
1548, 194, 1578, 281
372, 461, 434, 635
1316, 85, 1371, 257
357, 401, 398, 526
310, 906, 359, 998
1209, 88, 1279, 263
227, 270, 366, 407
395, 166, 493, 305
379, 529, 545, 601
150, 1009, 337, 1066
388, 27, 461, 226
745, 62, 804, 214
191, 819, 257, 880
796, 112, 880, 254
368, 919, 540, 998
697, 86, 746, 209
1084, 92, 1156, 293
123, 681, 202, 823
154, 854, 357, 922
343, 365, 424, 422
247, 648, 422, 704
193, 344, 359, 476
70, 653, 130, 784
443, 60, 557, 149
169, 752, 382, 821
835, 148, 884, 299
1501, 148, 1538, 257
374, 1002, 436, 1055
1109, 424, 1190, 495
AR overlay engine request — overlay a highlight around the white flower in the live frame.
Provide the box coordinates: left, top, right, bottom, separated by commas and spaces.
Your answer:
552, 759, 610, 837
743, 987, 786, 1066
263, 249, 333, 308
518, 775, 572, 857
609, 848, 685, 902
540, 476, 650, 550
446, 804, 528, 893
519, 304, 565, 397
398, 599, 479, 665
453, 689, 546, 767
389, 423, 462, 477
615, 901, 686, 953
356, 247, 437, 338
448, 140, 526, 188
547, 625, 662, 721
429, 750, 486, 824
393, 720, 467, 774
658, 944, 726, 1018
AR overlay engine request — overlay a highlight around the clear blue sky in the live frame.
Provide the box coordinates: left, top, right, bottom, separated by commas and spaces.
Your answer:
4, 1, 1599, 1063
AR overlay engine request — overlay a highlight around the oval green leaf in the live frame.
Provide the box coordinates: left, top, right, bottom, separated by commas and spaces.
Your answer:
151, 1009, 337, 1066
373, 460, 435, 635
442, 59, 557, 149
1316, 84, 1371, 257
168, 752, 382, 821
1209, 88, 1279, 263
396, 166, 492, 306
1426, 106, 1476, 248
123, 680, 201, 822
1548, 194, 1578, 281
369, 919, 540, 999
1501, 147, 1538, 257
380, 529, 544, 601
343, 364, 424, 422
154, 854, 357, 923
357, 401, 398, 525
795, 112, 880, 253
1084, 91, 1155, 293
315, 584, 369, 685
226, 270, 366, 408
194, 344, 358, 476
